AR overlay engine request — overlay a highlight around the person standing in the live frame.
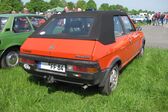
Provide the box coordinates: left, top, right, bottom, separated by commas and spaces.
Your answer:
149, 14, 153, 25
156, 12, 161, 25
152, 13, 157, 26
160, 13, 165, 26
165, 14, 168, 24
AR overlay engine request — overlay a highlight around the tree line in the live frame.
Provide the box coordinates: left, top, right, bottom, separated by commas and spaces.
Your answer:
0, 0, 154, 14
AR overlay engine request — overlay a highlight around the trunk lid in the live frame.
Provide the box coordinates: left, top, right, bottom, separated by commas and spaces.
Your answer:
21, 38, 96, 61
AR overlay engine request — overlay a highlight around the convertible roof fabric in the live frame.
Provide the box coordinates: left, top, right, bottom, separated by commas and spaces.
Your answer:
31, 11, 128, 45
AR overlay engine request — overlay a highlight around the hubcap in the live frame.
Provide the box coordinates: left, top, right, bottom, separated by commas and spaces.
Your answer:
6, 51, 19, 67
109, 67, 119, 90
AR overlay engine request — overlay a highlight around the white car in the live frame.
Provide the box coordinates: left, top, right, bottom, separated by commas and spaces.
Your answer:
129, 15, 147, 23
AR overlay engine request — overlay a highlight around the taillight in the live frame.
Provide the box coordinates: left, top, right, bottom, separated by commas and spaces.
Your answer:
73, 66, 87, 72
67, 65, 98, 73
19, 58, 35, 64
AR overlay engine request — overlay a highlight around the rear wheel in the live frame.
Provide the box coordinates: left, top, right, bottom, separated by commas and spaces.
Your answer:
100, 65, 119, 95
0, 49, 19, 68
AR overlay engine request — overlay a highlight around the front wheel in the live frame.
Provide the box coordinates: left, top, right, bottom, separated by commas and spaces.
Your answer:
138, 46, 144, 57
100, 65, 119, 95
1, 49, 19, 68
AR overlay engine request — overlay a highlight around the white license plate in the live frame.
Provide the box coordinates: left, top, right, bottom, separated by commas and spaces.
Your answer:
38, 62, 65, 73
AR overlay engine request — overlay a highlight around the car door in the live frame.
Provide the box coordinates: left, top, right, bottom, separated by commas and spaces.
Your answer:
1, 16, 33, 50
11, 16, 33, 44
112, 16, 133, 63
120, 16, 140, 58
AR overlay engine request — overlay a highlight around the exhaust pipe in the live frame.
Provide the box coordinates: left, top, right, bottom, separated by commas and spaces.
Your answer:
47, 76, 55, 83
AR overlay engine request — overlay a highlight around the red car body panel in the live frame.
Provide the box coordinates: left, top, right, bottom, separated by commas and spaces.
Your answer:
21, 38, 96, 61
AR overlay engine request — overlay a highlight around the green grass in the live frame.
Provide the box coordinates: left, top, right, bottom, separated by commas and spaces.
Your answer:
0, 48, 168, 112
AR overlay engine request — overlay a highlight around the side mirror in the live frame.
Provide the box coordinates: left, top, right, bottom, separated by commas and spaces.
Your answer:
5, 28, 10, 32
136, 26, 142, 31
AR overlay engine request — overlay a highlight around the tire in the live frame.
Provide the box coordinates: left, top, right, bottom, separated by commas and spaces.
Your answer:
138, 46, 144, 57
0, 49, 19, 68
100, 65, 119, 95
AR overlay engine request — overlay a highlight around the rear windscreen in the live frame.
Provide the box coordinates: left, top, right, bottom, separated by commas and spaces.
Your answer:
37, 17, 94, 38
0, 17, 8, 32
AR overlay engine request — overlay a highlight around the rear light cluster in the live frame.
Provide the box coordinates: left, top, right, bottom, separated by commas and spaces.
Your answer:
20, 58, 98, 74
19, 58, 35, 64
67, 65, 98, 73
19, 58, 35, 70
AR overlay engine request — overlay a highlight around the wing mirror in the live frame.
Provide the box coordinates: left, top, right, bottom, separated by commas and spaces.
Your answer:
136, 26, 142, 31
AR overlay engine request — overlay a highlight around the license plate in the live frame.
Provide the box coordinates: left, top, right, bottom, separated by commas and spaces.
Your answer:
38, 62, 65, 73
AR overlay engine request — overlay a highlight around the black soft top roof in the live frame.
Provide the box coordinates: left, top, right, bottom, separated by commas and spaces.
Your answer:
31, 11, 128, 45
52, 10, 127, 17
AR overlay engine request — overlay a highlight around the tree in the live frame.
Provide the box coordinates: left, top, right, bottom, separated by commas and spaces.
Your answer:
99, 3, 109, 11
86, 0, 97, 10
115, 4, 128, 12
50, 0, 66, 8
67, 2, 75, 10
76, 0, 86, 10
0, 0, 23, 13
109, 4, 128, 13
109, 5, 117, 10
129, 9, 139, 15
25, 0, 50, 12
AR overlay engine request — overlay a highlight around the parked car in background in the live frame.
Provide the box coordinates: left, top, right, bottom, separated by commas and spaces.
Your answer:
129, 15, 147, 23
0, 14, 46, 68
20, 11, 145, 95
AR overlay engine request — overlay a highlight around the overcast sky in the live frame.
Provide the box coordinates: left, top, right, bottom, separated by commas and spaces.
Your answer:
22, 0, 168, 12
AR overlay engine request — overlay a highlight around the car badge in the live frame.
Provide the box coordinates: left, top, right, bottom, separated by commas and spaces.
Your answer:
49, 45, 55, 50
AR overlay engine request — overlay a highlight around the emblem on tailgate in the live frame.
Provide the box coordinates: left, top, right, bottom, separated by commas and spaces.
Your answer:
49, 45, 55, 50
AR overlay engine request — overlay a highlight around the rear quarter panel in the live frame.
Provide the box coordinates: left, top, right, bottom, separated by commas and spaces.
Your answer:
92, 41, 126, 70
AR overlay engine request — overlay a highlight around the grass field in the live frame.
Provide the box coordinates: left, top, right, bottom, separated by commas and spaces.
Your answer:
0, 48, 168, 112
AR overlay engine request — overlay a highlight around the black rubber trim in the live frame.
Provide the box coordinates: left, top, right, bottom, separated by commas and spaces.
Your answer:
143, 38, 146, 47
19, 53, 99, 68
98, 57, 121, 87
0, 50, 4, 58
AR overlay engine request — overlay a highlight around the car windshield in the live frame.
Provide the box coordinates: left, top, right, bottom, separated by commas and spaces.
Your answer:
0, 17, 8, 32
37, 17, 94, 38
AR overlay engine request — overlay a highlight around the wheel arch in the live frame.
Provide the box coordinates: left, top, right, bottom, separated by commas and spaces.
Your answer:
143, 38, 145, 47
0, 45, 20, 59
99, 57, 122, 87
109, 57, 122, 70
141, 37, 146, 48
106, 56, 122, 70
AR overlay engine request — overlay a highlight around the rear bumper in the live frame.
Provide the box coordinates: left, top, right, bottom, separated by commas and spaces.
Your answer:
19, 54, 107, 86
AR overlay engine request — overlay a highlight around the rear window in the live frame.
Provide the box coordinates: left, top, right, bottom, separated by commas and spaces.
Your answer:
37, 17, 94, 38
0, 17, 8, 32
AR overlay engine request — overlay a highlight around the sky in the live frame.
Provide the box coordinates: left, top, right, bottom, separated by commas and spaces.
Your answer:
22, 0, 168, 12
